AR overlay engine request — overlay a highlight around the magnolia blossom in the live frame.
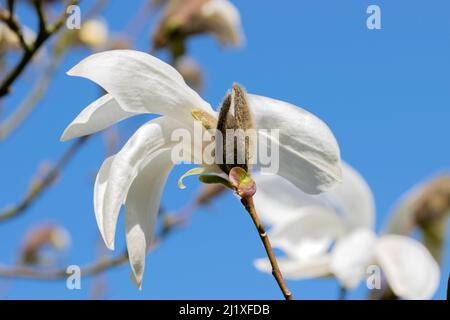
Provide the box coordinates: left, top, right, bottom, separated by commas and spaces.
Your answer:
153, 0, 245, 51
200, 0, 244, 46
254, 163, 440, 300
78, 19, 109, 50
61, 50, 341, 287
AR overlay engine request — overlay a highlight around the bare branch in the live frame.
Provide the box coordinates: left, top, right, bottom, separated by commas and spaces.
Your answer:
241, 196, 294, 300
0, 205, 197, 280
0, 136, 90, 223
0, 0, 79, 98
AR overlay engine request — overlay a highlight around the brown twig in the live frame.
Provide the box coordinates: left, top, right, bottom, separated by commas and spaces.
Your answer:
0, 42, 65, 140
0, 0, 79, 98
0, 0, 114, 140
0, 136, 90, 222
0, 204, 194, 280
447, 274, 449, 301
240, 197, 293, 300
0, 182, 226, 280
0, 251, 128, 280
0, 3, 29, 51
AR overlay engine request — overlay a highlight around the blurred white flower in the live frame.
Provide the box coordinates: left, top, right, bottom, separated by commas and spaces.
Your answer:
381, 174, 450, 277
254, 163, 440, 300
61, 49, 341, 287
153, 0, 245, 52
19, 223, 71, 266
174, 56, 203, 92
78, 18, 109, 50
201, 0, 245, 46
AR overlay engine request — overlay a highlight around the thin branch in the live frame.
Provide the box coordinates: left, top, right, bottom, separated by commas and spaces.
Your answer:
0, 205, 194, 280
0, 183, 225, 280
0, 8, 30, 51
0, 136, 90, 222
7, 0, 15, 14
240, 197, 293, 300
0, 251, 128, 280
0, 0, 79, 98
32, 0, 47, 35
338, 286, 348, 300
0, 44, 65, 140
447, 274, 449, 301
0, 0, 114, 140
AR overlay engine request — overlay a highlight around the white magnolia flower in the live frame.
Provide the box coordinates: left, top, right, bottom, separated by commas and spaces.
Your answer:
201, 0, 245, 46
254, 163, 440, 300
78, 18, 109, 50
153, 0, 244, 50
61, 49, 341, 287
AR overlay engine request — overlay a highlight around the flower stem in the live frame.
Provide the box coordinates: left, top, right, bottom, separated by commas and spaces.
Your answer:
240, 196, 294, 300
338, 286, 348, 300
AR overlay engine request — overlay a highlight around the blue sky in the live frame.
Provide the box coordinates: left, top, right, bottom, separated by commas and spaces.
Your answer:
0, 0, 449, 299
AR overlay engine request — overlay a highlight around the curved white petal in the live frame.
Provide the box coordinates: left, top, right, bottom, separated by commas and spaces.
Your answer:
61, 94, 138, 141
67, 50, 213, 124
330, 228, 377, 289
254, 255, 331, 280
201, 0, 245, 47
98, 117, 180, 249
324, 163, 375, 231
247, 94, 341, 194
125, 149, 174, 288
270, 205, 345, 260
375, 235, 440, 300
93, 155, 115, 245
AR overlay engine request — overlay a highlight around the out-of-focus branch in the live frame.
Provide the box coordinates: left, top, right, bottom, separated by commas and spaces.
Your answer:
338, 287, 348, 300
0, 2, 29, 51
0, 0, 79, 98
0, 188, 221, 280
0, 42, 65, 140
0, 184, 226, 279
0, 0, 113, 140
0, 136, 90, 223
0, 251, 127, 280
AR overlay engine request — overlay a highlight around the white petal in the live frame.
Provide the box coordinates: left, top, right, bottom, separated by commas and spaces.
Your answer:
324, 162, 375, 231
125, 149, 174, 288
254, 255, 331, 280
67, 50, 213, 124
61, 94, 138, 141
93, 155, 115, 245
330, 228, 377, 289
248, 94, 341, 194
270, 205, 345, 260
201, 0, 245, 46
375, 235, 440, 300
98, 117, 180, 249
